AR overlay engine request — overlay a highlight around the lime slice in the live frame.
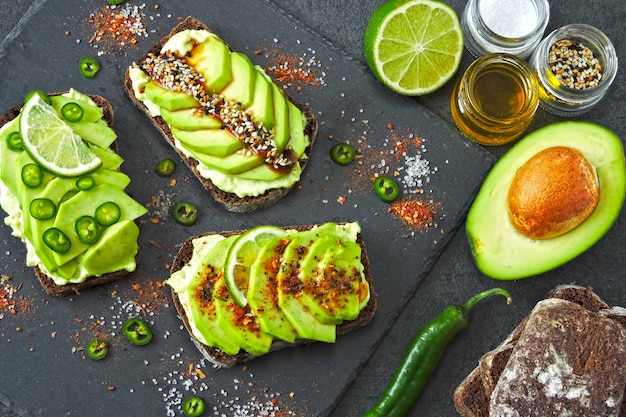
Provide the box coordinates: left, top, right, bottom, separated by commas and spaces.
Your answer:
364, 0, 464, 96
20, 94, 102, 177
224, 225, 287, 307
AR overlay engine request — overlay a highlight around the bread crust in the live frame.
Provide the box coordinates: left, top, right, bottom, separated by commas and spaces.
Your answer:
169, 224, 377, 368
123, 16, 318, 213
0, 93, 137, 296
454, 285, 626, 417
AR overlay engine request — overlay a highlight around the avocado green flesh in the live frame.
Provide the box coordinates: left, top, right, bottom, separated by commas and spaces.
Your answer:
51, 183, 148, 266
81, 220, 139, 276
186, 33, 232, 93
297, 235, 363, 324
50, 95, 103, 124
467, 121, 626, 280
144, 81, 197, 111
171, 126, 243, 157
248, 236, 299, 343
66, 119, 117, 149
0, 90, 147, 284
221, 52, 257, 108
213, 278, 274, 356
169, 222, 369, 354
131, 31, 311, 196
159, 107, 222, 131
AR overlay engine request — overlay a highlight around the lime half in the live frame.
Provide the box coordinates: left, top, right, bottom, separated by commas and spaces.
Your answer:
20, 93, 102, 177
224, 225, 287, 307
364, 0, 464, 96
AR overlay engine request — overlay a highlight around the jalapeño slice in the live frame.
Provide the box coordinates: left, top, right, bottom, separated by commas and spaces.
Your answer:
172, 201, 198, 226
76, 176, 96, 191
79, 56, 100, 79
86, 339, 108, 361
61, 102, 84, 122
156, 158, 176, 176
122, 317, 153, 346
29, 198, 57, 220
21, 163, 44, 188
330, 142, 355, 165
75, 215, 101, 244
183, 396, 206, 417
373, 175, 399, 203
95, 201, 121, 226
43, 228, 71, 253
6, 131, 24, 151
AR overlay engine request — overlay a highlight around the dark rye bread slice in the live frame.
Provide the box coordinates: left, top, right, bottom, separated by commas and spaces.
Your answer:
0, 93, 137, 296
169, 224, 377, 368
490, 298, 626, 417
453, 285, 626, 417
124, 16, 318, 213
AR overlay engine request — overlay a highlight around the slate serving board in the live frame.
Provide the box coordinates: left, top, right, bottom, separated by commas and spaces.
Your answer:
0, 0, 494, 415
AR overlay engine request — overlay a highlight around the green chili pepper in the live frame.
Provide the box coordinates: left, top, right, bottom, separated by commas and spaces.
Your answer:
76, 176, 96, 191
94, 201, 121, 226
362, 288, 511, 417
106, 0, 125, 4
29, 198, 57, 220
122, 317, 153, 346
172, 201, 198, 226
156, 158, 176, 176
61, 102, 84, 122
79, 56, 100, 79
75, 215, 100, 244
21, 163, 44, 188
43, 228, 71, 254
6, 131, 23, 151
86, 339, 108, 361
24, 90, 51, 105
373, 175, 399, 203
183, 396, 206, 417
329, 142, 355, 166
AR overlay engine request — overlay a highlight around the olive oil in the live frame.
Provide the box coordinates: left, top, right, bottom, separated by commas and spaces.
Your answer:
451, 53, 539, 146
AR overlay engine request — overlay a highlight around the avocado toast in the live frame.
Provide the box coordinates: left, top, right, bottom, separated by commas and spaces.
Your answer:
0, 90, 147, 296
167, 222, 377, 367
124, 16, 318, 213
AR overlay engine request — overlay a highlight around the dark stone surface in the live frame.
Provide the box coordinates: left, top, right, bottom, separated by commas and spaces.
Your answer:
0, 1, 624, 416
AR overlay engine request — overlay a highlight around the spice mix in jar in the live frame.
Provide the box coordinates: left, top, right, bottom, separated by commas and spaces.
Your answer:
530, 24, 618, 116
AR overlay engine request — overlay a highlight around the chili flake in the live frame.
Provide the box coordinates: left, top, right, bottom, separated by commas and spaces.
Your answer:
0, 275, 31, 318
265, 46, 326, 89
84, 3, 148, 55
389, 198, 441, 230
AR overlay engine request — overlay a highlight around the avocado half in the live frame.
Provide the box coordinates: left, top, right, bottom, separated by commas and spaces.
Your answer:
467, 121, 626, 280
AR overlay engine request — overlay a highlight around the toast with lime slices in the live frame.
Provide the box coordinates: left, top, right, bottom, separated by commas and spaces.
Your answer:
0, 90, 147, 296
167, 222, 377, 367
124, 16, 318, 213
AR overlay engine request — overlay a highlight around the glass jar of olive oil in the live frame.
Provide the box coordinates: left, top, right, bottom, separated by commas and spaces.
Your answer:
451, 53, 539, 146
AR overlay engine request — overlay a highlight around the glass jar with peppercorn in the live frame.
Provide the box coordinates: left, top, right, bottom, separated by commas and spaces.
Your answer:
529, 24, 618, 117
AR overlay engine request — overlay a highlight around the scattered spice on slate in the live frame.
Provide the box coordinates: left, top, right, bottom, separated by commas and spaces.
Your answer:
389, 199, 441, 230
548, 39, 603, 89
80, 3, 152, 55
0, 275, 31, 318
264, 45, 326, 90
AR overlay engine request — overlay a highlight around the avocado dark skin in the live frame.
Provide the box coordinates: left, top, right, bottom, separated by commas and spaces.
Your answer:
466, 121, 626, 280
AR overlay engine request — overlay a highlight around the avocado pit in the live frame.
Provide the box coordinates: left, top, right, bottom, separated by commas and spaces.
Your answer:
507, 146, 600, 240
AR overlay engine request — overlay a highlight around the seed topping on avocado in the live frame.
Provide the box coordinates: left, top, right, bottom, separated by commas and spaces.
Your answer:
139, 52, 296, 171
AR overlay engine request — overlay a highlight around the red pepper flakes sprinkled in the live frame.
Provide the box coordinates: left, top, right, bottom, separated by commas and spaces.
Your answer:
264, 46, 326, 90
389, 198, 441, 230
83, 3, 149, 55
0, 275, 31, 318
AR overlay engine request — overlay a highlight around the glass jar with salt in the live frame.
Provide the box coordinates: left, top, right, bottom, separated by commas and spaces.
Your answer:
461, 0, 550, 59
